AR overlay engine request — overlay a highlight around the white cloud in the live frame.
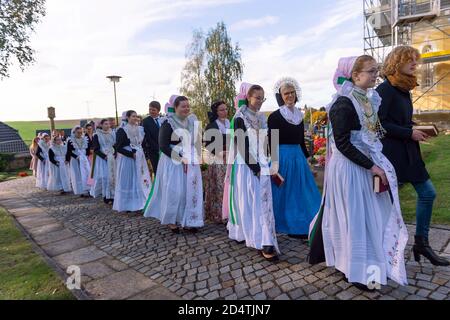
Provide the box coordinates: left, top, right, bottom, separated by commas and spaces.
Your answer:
230, 16, 279, 31
239, 0, 363, 112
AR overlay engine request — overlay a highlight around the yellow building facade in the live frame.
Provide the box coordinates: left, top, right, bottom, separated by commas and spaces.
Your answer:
364, 0, 450, 111
412, 14, 450, 111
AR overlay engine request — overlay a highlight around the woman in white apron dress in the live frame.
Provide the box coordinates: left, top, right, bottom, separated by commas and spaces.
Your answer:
66, 126, 91, 197
90, 119, 116, 204
47, 135, 72, 194
308, 56, 408, 291
223, 84, 279, 262
113, 110, 151, 213
143, 95, 204, 233
35, 133, 50, 189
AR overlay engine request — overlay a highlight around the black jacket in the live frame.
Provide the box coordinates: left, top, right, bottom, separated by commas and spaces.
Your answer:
329, 96, 375, 170
376, 79, 429, 183
143, 116, 160, 159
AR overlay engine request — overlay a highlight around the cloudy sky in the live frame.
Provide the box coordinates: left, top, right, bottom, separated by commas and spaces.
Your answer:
0, 0, 364, 121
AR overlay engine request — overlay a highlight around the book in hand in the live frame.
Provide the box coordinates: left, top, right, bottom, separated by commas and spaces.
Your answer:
413, 124, 439, 137
373, 175, 389, 193
271, 172, 285, 187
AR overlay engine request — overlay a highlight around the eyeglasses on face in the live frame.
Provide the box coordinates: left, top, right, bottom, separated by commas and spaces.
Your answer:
361, 68, 380, 75
282, 91, 296, 97
251, 96, 266, 102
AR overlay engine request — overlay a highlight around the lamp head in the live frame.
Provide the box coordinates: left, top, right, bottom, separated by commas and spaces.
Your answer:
107, 75, 122, 83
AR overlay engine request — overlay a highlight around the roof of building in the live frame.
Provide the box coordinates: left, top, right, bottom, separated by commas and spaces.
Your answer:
0, 122, 29, 154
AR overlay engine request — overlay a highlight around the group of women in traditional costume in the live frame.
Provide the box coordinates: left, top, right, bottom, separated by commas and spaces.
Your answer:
32, 45, 449, 292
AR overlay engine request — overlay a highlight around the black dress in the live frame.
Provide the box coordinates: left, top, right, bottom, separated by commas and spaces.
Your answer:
376, 79, 429, 183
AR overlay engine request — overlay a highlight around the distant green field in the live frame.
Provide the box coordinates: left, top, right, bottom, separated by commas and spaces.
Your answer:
6, 120, 81, 145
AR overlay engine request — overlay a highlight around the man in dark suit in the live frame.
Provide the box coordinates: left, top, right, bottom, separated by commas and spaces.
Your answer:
143, 101, 162, 174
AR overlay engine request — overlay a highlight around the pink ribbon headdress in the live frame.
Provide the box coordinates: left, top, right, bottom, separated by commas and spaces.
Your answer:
164, 95, 180, 115
234, 82, 254, 111
332, 56, 357, 91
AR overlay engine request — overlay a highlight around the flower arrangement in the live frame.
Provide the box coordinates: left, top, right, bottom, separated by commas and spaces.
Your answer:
311, 136, 327, 167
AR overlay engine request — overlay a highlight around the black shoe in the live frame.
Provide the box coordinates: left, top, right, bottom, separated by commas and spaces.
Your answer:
343, 275, 377, 292
169, 226, 180, 234
413, 236, 449, 266
59, 191, 67, 195
185, 227, 199, 234
288, 234, 308, 239
103, 197, 108, 204
353, 282, 377, 292
261, 246, 279, 262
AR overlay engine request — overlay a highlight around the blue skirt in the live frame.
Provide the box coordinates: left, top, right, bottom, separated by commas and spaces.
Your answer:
272, 145, 321, 235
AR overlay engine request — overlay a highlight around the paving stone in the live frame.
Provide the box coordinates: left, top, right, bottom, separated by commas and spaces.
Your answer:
416, 289, 431, 298
54, 246, 107, 268
130, 286, 182, 300
309, 291, 328, 300
416, 280, 439, 291
85, 269, 158, 300
79, 261, 115, 279
336, 290, 356, 300
266, 287, 282, 299
39, 232, 88, 254
34, 229, 76, 246
288, 288, 305, 300
429, 292, 447, 300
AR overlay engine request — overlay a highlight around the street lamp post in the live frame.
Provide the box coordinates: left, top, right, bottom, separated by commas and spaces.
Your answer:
106, 75, 122, 126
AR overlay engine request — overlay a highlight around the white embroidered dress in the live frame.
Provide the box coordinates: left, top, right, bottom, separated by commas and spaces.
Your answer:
226, 107, 280, 254
36, 140, 50, 190
68, 136, 91, 195
144, 114, 204, 228
47, 143, 71, 192
320, 81, 408, 286
113, 125, 151, 212
90, 130, 116, 199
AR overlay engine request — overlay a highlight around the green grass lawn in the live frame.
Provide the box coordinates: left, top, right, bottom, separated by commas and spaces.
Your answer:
399, 134, 450, 225
6, 120, 81, 145
0, 207, 74, 300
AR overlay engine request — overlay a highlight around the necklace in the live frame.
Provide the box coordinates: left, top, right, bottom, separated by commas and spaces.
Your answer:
352, 89, 387, 139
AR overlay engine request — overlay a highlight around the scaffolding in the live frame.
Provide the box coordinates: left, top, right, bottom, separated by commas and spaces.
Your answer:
364, 0, 450, 111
